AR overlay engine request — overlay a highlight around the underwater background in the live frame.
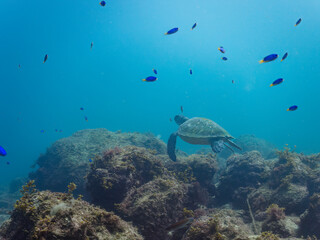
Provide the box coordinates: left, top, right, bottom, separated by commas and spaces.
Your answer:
1, 0, 320, 186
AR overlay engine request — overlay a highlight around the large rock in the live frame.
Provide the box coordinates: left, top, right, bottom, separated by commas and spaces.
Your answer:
165, 153, 218, 195
182, 209, 253, 240
299, 193, 320, 238
87, 146, 164, 210
216, 151, 270, 207
0, 182, 143, 240
29, 128, 166, 197
118, 176, 204, 240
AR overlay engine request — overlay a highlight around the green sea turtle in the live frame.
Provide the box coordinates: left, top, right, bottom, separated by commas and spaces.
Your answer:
167, 115, 241, 161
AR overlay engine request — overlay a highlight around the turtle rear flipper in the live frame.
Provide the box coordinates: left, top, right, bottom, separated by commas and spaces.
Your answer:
167, 132, 178, 161
224, 143, 234, 153
226, 138, 242, 151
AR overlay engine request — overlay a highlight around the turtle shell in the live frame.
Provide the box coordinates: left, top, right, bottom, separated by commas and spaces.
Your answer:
178, 117, 232, 145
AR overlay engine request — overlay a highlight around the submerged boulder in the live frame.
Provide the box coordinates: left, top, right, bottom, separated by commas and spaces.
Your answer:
87, 146, 164, 210
182, 209, 253, 240
216, 151, 270, 207
165, 153, 218, 194
118, 176, 202, 240
299, 193, 320, 238
261, 204, 299, 238
0, 181, 143, 240
29, 128, 166, 197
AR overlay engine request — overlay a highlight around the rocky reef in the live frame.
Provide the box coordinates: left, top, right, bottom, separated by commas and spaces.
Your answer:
0, 181, 143, 240
29, 129, 166, 197
86, 146, 213, 240
2, 129, 320, 240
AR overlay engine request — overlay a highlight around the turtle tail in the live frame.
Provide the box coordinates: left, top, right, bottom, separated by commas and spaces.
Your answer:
167, 132, 178, 162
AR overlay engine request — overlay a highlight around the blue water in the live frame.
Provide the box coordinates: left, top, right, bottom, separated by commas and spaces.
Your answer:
1, 0, 320, 185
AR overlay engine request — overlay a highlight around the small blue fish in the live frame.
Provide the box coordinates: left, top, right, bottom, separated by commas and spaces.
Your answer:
6, 162, 10, 165
270, 78, 284, 87
165, 28, 179, 35
259, 54, 278, 63
43, 54, 48, 63
100, 1, 106, 6
89, 159, 93, 163
153, 69, 157, 75
55, 129, 58, 132
0, 146, 7, 157
191, 23, 197, 30
80, 107, 84, 111
91, 42, 93, 49
190, 69, 192, 75
222, 57, 228, 61
218, 46, 225, 53
40, 130, 45, 133
85, 116, 88, 121
287, 105, 298, 111
295, 18, 302, 27
232, 80, 235, 84
142, 76, 157, 82
281, 52, 288, 62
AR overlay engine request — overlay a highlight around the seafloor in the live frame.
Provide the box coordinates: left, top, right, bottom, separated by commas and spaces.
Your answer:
0, 128, 319, 240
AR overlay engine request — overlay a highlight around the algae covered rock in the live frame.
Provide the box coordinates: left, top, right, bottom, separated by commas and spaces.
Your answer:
261, 204, 299, 238
182, 209, 253, 240
0, 181, 143, 240
217, 151, 270, 207
87, 146, 164, 210
299, 193, 320, 238
29, 128, 166, 196
165, 153, 218, 194
118, 176, 201, 240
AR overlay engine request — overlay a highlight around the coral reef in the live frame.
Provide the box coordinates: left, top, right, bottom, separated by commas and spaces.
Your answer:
29, 128, 166, 197
87, 146, 164, 210
0, 181, 143, 240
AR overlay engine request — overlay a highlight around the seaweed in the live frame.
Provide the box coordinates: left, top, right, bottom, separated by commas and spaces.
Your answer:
256, 231, 280, 240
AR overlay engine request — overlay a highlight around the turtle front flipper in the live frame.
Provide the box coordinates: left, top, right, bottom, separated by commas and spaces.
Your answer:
167, 132, 178, 161
226, 138, 242, 151
211, 140, 225, 153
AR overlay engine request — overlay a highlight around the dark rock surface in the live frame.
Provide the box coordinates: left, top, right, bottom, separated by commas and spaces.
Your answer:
299, 193, 320, 238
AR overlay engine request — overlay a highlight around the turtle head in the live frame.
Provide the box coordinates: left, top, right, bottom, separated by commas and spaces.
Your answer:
174, 115, 189, 125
